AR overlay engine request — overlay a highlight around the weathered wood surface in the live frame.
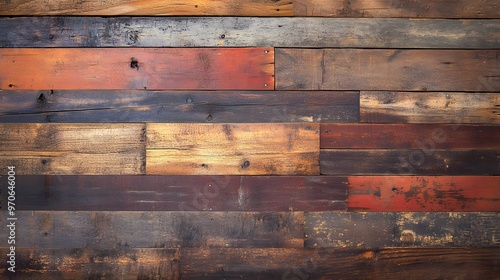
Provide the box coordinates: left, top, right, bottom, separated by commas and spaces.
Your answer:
0, 90, 359, 123
320, 149, 500, 175
0, 48, 274, 90
0, 248, 179, 279
1, 17, 499, 49
294, 0, 500, 18
180, 248, 500, 279
360, 91, 500, 124
146, 123, 320, 175
276, 49, 500, 91
305, 212, 500, 248
0, 0, 292, 16
348, 176, 500, 212
5, 176, 347, 211
320, 124, 500, 149
0, 211, 305, 248
0, 123, 145, 175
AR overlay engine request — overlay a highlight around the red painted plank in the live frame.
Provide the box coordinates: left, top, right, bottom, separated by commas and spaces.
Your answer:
0, 48, 274, 90
321, 124, 500, 149
348, 176, 500, 212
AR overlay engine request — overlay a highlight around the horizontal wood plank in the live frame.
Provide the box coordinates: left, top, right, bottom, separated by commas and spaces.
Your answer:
180, 247, 500, 279
0, 123, 145, 175
305, 212, 500, 248
4, 176, 347, 211
276, 49, 500, 91
0, 90, 359, 123
1, 17, 498, 48
0, 211, 305, 248
0, 48, 274, 90
294, 0, 500, 18
321, 124, 500, 149
0, 248, 179, 279
146, 123, 320, 175
320, 149, 500, 175
348, 176, 500, 212
0, 0, 292, 16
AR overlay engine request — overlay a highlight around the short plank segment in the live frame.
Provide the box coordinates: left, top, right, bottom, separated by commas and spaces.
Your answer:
0, 0, 292, 16
0, 248, 179, 279
305, 212, 500, 248
0, 90, 360, 123
0, 48, 274, 90
0, 211, 304, 249
294, 0, 500, 18
276, 49, 500, 91
146, 123, 320, 175
1, 17, 499, 49
320, 149, 500, 175
360, 91, 500, 124
0, 123, 145, 175
179, 248, 500, 279
5, 176, 347, 211
348, 176, 500, 212
321, 124, 500, 149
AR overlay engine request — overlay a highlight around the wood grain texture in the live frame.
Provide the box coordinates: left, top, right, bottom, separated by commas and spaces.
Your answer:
0, 248, 179, 279
305, 212, 500, 248
348, 176, 500, 212
294, 0, 500, 18
5, 176, 347, 211
276, 49, 500, 91
0, 90, 359, 123
0, 211, 305, 248
0, 123, 145, 175
180, 248, 500, 279
0, 0, 292, 16
321, 124, 500, 149
320, 149, 500, 175
1, 17, 499, 49
0, 48, 274, 90
146, 123, 320, 175
361, 91, 500, 124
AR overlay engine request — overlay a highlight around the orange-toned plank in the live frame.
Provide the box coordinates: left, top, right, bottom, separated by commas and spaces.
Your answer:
348, 176, 500, 212
321, 124, 500, 149
0, 48, 274, 90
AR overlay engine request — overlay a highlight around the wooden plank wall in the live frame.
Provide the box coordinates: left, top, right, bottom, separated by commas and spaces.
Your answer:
0, 1, 499, 279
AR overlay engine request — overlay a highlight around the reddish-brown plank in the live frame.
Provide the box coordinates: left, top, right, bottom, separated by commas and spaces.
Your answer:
0, 48, 274, 90
348, 176, 500, 212
321, 124, 500, 149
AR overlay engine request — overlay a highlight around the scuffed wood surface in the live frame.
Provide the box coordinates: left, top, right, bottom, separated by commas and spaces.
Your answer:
305, 212, 500, 248
348, 176, 500, 212
276, 49, 500, 91
1, 17, 499, 49
0, 90, 359, 123
0, 48, 274, 90
146, 123, 320, 175
360, 91, 500, 124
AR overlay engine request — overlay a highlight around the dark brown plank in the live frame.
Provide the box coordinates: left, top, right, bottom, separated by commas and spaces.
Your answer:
0, 248, 179, 279
348, 176, 500, 212
0, 48, 273, 90
1, 17, 499, 49
360, 91, 499, 124
321, 124, 500, 149
0, 90, 359, 123
305, 212, 500, 248
0, 211, 305, 248
276, 49, 500, 91
179, 247, 500, 279
294, 0, 500, 18
3, 176, 347, 211
320, 149, 500, 175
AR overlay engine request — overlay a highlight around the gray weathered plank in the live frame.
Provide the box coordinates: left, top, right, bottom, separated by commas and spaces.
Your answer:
0, 17, 498, 48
